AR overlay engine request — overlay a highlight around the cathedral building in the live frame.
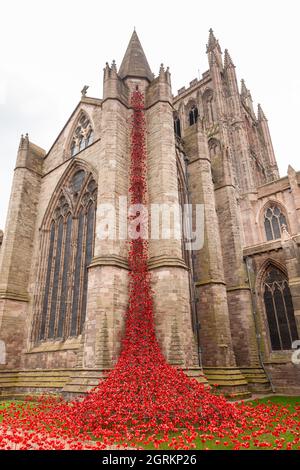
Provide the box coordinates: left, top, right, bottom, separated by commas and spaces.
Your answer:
0, 30, 299, 399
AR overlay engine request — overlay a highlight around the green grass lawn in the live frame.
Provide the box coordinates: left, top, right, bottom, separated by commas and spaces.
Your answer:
140, 396, 300, 450
250, 395, 300, 406
0, 396, 299, 450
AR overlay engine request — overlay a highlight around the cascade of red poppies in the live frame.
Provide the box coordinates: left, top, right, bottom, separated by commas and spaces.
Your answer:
118, 89, 164, 365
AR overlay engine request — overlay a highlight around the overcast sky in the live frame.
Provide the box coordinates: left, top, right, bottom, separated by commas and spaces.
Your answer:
1, 0, 299, 229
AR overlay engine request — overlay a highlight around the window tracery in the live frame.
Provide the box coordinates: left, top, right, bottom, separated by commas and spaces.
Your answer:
264, 205, 287, 241
70, 114, 94, 157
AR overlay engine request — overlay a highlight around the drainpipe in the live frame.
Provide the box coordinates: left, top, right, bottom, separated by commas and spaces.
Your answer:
245, 256, 275, 393
183, 153, 202, 369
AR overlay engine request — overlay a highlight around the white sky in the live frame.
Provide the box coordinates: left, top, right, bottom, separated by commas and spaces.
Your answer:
1, 0, 300, 229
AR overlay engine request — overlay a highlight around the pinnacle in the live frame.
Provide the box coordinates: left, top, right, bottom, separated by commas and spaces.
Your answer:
118, 30, 153, 82
19, 133, 29, 146
207, 28, 221, 53
288, 164, 296, 174
241, 79, 248, 96
208, 28, 217, 47
257, 103, 267, 121
224, 49, 235, 68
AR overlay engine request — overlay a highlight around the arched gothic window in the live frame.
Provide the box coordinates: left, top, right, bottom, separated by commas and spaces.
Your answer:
189, 105, 199, 126
263, 266, 298, 350
174, 115, 181, 138
35, 168, 97, 342
70, 113, 94, 157
264, 205, 287, 241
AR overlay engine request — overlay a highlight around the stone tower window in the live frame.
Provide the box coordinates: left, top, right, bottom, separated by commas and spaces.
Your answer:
70, 113, 94, 157
263, 266, 298, 350
174, 115, 181, 138
35, 168, 97, 342
188, 105, 199, 126
264, 205, 287, 241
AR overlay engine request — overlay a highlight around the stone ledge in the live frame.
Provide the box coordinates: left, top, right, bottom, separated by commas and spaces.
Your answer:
80, 96, 102, 106
265, 351, 296, 363
240, 367, 271, 393
195, 279, 226, 287
203, 367, 251, 398
89, 255, 129, 270
243, 240, 282, 257
0, 382, 67, 388
0, 290, 29, 302
26, 337, 82, 353
264, 359, 294, 365
257, 176, 290, 198
182, 367, 209, 386
226, 285, 250, 292
148, 256, 188, 271
289, 276, 300, 287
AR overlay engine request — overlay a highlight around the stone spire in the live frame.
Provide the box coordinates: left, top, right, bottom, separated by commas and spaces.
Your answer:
257, 103, 267, 121
118, 30, 153, 82
224, 49, 235, 68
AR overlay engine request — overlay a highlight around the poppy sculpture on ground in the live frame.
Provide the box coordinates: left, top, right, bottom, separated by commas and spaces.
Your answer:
0, 91, 299, 450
